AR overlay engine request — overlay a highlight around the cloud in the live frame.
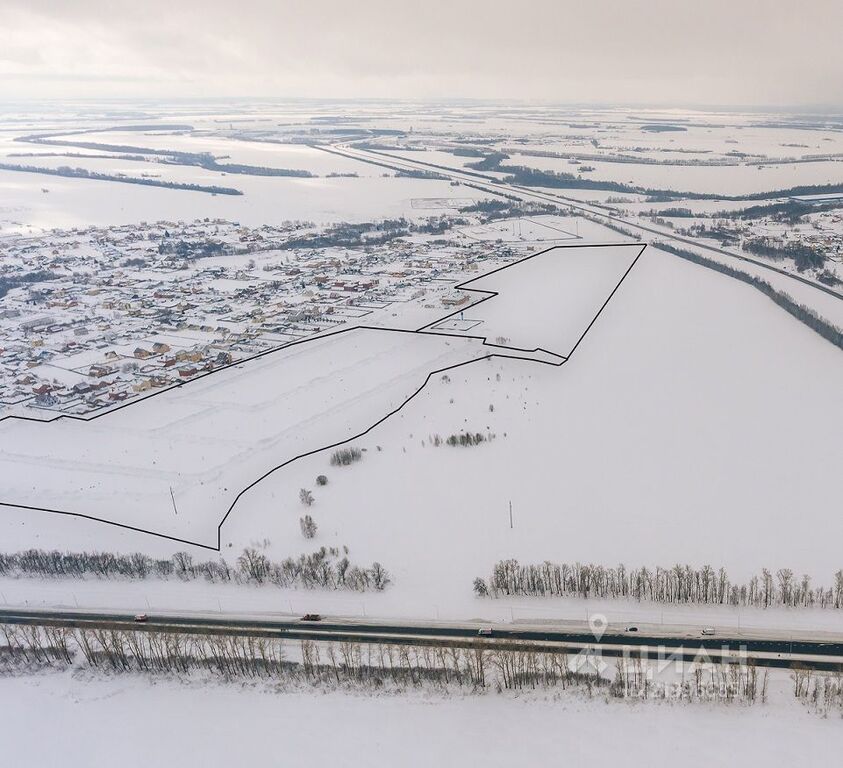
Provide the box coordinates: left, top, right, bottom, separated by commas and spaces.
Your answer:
2, 0, 842, 107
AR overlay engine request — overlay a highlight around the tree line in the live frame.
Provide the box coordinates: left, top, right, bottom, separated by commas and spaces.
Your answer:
652, 239, 843, 350
464, 150, 843, 202
592, 214, 843, 352
0, 546, 390, 593
0, 162, 242, 195
475, 559, 843, 609
0, 624, 604, 694
0, 270, 60, 299
743, 237, 826, 271
611, 657, 765, 704
792, 666, 843, 718
0, 624, 768, 707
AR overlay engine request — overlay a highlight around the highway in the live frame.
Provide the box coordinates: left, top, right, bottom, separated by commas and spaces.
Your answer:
320, 143, 843, 304
3, 608, 843, 671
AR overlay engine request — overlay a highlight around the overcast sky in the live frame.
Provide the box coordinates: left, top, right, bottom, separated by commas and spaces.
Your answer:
2, 0, 842, 108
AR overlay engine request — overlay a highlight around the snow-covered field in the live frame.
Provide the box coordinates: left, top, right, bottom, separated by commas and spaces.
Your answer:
1, 243, 840, 631
0, 103, 840, 636
0, 329, 492, 545
0, 671, 839, 768
0, 169, 499, 233
221, 245, 842, 592
427, 243, 642, 355
508, 152, 843, 196
458, 215, 578, 243
0, 243, 639, 546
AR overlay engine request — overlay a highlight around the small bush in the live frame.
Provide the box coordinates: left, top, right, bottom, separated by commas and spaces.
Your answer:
330, 447, 362, 466
446, 432, 487, 447
300, 515, 317, 539
299, 488, 314, 506
316, 475, 328, 486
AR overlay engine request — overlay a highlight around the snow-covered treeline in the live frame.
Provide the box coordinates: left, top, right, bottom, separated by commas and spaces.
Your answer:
0, 624, 776, 708
475, 559, 843, 610
0, 547, 390, 592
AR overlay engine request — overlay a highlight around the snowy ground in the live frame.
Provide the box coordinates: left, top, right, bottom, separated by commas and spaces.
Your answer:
0, 243, 638, 546
0, 670, 839, 768
508, 152, 843, 196
0, 104, 840, 637
0, 244, 840, 633
425, 243, 642, 355
0, 169, 502, 233
0, 329, 493, 544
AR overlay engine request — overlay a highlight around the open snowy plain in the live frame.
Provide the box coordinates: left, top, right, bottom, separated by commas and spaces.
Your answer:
1, 103, 841, 766
1, 670, 840, 768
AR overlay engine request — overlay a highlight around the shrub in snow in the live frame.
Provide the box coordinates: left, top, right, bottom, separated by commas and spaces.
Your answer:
330, 447, 362, 466
446, 432, 487, 447
300, 514, 317, 539
299, 488, 314, 506
316, 475, 328, 486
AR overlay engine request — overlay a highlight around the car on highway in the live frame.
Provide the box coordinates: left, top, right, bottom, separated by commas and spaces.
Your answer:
301, 613, 322, 622
625, 626, 639, 632
133, 614, 148, 623
701, 627, 716, 635
478, 627, 494, 636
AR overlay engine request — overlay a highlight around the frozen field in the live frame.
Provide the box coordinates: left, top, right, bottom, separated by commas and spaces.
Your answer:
507, 152, 843, 196
0, 672, 839, 768
0, 243, 641, 547
425, 243, 642, 356
215, 245, 842, 610
458, 215, 578, 243
23, 130, 374, 176
0, 329, 491, 545
0, 103, 840, 633
0, 169, 499, 233
1, 242, 839, 628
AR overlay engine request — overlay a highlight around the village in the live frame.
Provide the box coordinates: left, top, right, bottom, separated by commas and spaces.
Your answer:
0, 214, 523, 420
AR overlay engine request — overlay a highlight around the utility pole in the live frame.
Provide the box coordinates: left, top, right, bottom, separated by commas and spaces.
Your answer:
170, 486, 179, 516
509, 501, 513, 529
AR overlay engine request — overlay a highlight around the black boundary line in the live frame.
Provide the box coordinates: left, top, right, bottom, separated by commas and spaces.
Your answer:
430, 319, 483, 333
0, 242, 645, 551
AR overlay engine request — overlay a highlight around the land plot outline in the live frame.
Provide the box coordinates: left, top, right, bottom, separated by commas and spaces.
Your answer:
0, 243, 645, 549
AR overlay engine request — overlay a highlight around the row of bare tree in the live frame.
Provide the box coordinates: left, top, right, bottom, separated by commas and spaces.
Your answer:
0, 624, 599, 692
1, 624, 779, 707
611, 657, 767, 704
0, 546, 390, 593
792, 667, 843, 717
476, 559, 843, 609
